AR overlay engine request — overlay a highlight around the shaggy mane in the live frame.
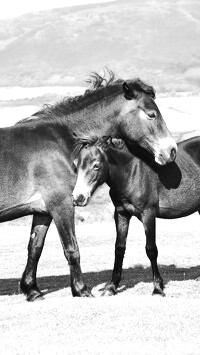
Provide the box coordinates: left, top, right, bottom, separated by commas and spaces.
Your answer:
17, 68, 156, 125
73, 135, 129, 158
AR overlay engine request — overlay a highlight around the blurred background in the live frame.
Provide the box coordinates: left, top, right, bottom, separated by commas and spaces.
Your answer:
0, 0, 200, 91
0, 0, 200, 125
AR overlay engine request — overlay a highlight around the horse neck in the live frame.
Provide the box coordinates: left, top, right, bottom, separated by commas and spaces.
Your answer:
63, 94, 123, 139
106, 142, 157, 188
106, 144, 136, 182
108, 141, 134, 163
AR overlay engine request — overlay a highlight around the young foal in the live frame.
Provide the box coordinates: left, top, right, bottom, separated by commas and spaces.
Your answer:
73, 135, 200, 296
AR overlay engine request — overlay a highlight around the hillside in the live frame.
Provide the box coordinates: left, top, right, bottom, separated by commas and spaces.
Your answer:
0, 0, 200, 93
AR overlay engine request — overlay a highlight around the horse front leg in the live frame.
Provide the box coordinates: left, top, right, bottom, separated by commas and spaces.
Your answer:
142, 208, 165, 296
102, 208, 131, 296
49, 196, 92, 297
20, 214, 52, 301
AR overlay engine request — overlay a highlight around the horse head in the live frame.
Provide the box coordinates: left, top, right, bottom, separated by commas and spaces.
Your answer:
73, 139, 109, 206
120, 80, 177, 165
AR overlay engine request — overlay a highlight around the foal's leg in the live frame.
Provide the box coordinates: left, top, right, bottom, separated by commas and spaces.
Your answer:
102, 208, 131, 296
142, 208, 165, 296
49, 196, 92, 297
20, 214, 52, 301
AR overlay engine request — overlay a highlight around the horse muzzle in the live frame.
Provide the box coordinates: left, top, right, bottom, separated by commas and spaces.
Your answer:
73, 192, 90, 207
154, 137, 177, 165
155, 146, 177, 165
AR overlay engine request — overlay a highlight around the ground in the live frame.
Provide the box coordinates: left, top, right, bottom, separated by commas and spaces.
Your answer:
1, 213, 200, 354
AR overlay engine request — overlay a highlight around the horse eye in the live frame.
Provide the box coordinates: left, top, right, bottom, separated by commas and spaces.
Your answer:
93, 162, 100, 170
148, 111, 157, 120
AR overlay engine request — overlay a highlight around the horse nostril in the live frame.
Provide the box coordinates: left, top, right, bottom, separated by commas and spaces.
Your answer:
77, 194, 85, 203
73, 193, 85, 206
170, 148, 176, 161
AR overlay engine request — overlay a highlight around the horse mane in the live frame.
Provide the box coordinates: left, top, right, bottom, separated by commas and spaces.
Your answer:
16, 115, 39, 125
73, 136, 99, 158
73, 134, 131, 159
29, 69, 122, 122
73, 135, 114, 158
84, 68, 116, 89
17, 68, 156, 125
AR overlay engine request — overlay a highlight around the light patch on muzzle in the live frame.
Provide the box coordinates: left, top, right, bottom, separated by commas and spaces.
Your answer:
154, 137, 177, 165
72, 172, 92, 206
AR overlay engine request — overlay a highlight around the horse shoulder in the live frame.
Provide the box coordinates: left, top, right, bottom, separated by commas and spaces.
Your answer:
109, 158, 159, 215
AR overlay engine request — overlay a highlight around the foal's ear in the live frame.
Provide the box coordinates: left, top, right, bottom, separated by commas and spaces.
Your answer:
123, 82, 137, 100
100, 136, 112, 150
73, 158, 78, 169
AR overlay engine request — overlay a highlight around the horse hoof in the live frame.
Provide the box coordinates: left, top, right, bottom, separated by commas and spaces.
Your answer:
82, 290, 94, 297
101, 287, 117, 297
26, 291, 44, 302
72, 288, 94, 297
152, 288, 166, 297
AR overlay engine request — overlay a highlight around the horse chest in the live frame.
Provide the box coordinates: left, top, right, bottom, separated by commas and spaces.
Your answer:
112, 180, 157, 218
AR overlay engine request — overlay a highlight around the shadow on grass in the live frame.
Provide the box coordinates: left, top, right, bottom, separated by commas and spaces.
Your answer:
1, 264, 200, 297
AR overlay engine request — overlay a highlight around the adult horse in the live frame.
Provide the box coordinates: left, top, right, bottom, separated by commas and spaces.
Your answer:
73, 134, 200, 296
0, 71, 176, 301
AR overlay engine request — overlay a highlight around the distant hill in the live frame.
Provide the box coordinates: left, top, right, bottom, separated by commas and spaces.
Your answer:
0, 0, 200, 93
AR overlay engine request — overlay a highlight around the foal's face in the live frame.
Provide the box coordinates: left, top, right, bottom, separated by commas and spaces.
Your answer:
73, 146, 107, 206
121, 83, 177, 165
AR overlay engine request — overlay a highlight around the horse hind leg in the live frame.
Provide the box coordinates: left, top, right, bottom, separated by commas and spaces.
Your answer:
142, 208, 165, 296
20, 214, 52, 302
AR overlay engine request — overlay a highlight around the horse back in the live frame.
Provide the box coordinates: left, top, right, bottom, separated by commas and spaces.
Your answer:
179, 136, 200, 166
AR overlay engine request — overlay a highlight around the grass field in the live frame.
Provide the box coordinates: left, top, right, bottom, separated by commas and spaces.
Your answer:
1, 215, 200, 354
0, 96, 200, 354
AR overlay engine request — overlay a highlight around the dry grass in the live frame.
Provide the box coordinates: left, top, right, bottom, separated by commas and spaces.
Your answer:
1, 214, 200, 354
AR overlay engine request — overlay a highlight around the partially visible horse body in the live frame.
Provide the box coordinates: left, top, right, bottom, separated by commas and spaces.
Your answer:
0, 71, 177, 301
73, 135, 200, 296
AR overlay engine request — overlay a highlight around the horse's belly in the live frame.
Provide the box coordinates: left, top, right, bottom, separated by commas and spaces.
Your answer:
0, 192, 48, 222
158, 192, 200, 218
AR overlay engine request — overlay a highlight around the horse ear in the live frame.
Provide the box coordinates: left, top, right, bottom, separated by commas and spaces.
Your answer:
122, 82, 137, 100
73, 158, 78, 173
100, 136, 112, 150
107, 136, 112, 146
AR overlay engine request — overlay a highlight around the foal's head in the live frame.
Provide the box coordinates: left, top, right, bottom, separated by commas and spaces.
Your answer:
73, 140, 108, 206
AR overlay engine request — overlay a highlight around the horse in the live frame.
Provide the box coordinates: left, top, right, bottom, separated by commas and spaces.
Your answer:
0, 71, 177, 301
72, 134, 200, 296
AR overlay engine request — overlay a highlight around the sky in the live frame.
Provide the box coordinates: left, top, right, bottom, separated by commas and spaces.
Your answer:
0, 0, 117, 19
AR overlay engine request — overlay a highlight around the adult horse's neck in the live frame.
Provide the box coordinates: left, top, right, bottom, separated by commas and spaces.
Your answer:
62, 94, 123, 141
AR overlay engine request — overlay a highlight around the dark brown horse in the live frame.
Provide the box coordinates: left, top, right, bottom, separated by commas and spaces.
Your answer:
73, 134, 200, 296
1, 71, 176, 301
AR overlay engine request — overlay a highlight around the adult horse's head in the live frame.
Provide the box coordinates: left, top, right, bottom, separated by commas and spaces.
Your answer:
120, 79, 177, 165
